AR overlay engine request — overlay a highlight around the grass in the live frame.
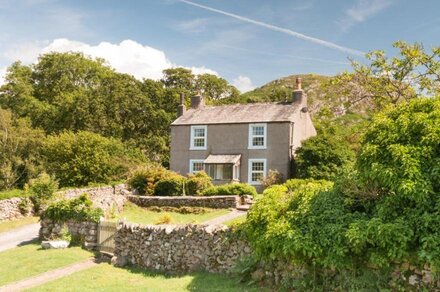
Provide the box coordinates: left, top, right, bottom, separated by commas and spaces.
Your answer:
116, 202, 230, 225
0, 216, 39, 233
0, 188, 28, 200
29, 262, 262, 291
0, 243, 93, 286
224, 215, 247, 227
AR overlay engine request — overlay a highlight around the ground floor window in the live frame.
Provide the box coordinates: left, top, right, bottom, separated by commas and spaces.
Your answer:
248, 159, 267, 185
189, 160, 204, 174
206, 164, 233, 180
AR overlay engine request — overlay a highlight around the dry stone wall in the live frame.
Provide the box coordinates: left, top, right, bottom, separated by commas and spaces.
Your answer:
0, 197, 31, 221
127, 195, 238, 209
59, 184, 127, 213
40, 218, 98, 248
114, 223, 251, 273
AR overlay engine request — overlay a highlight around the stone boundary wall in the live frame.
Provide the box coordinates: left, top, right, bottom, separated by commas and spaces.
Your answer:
0, 197, 32, 221
58, 184, 127, 213
127, 195, 239, 209
40, 219, 98, 249
114, 223, 251, 273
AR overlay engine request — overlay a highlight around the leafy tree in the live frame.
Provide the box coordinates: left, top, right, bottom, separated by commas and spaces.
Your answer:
0, 109, 44, 190
195, 73, 240, 100
294, 133, 355, 180
334, 41, 440, 110
43, 130, 146, 187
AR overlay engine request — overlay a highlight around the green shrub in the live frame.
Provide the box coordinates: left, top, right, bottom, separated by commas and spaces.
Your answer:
127, 165, 173, 195
153, 174, 186, 196
294, 133, 355, 180
202, 183, 257, 197
41, 193, 103, 223
261, 169, 284, 188
186, 171, 213, 195
43, 130, 146, 188
28, 173, 58, 213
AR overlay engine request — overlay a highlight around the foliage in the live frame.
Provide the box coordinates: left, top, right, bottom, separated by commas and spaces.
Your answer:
294, 132, 355, 180
154, 213, 173, 225
153, 174, 186, 196
28, 172, 58, 213
261, 169, 284, 188
43, 130, 145, 187
244, 180, 355, 268
185, 171, 213, 195
0, 109, 44, 190
349, 97, 440, 269
58, 226, 72, 242
333, 41, 440, 109
201, 183, 257, 197
0, 188, 27, 200
127, 165, 175, 195
41, 194, 103, 223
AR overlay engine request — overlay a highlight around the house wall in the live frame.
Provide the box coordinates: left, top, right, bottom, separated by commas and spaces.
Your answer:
170, 122, 292, 188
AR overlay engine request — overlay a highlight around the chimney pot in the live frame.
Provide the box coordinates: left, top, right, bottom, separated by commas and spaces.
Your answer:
296, 77, 302, 90
190, 94, 205, 109
177, 92, 186, 117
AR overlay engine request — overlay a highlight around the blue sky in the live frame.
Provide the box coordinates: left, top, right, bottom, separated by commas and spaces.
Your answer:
0, 0, 439, 91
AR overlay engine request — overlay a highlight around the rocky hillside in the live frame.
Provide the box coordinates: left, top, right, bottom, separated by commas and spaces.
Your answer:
234, 74, 370, 118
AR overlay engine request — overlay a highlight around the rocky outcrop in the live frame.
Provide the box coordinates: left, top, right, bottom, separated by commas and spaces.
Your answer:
114, 223, 251, 273
127, 195, 239, 209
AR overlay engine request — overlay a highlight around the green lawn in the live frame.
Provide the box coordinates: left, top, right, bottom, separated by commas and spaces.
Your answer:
224, 215, 247, 227
29, 262, 262, 292
0, 216, 39, 233
117, 202, 231, 225
0, 243, 93, 286
0, 188, 27, 200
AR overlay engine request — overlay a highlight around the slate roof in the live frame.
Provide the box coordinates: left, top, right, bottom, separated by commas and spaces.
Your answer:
204, 154, 241, 164
171, 102, 299, 125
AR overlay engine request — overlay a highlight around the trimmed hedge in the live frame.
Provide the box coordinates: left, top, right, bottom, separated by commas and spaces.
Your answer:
202, 183, 257, 197
153, 174, 186, 196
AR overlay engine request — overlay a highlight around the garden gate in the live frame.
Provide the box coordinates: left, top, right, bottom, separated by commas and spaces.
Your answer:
98, 218, 124, 255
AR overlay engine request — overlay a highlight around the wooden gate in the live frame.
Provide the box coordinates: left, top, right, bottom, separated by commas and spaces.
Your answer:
98, 219, 123, 255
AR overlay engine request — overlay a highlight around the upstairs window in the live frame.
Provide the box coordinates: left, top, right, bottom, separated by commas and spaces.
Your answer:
190, 125, 207, 150
248, 159, 266, 185
248, 123, 267, 149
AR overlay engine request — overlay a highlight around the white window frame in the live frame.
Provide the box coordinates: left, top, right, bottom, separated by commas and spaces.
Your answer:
189, 159, 205, 174
248, 123, 267, 149
248, 159, 267, 185
190, 125, 207, 150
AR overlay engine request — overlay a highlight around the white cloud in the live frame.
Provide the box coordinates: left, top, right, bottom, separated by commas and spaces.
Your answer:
0, 38, 218, 84
0, 67, 6, 85
177, 18, 209, 33
346, 0, 393, 22
232, 75, 255, 93
341, 0, 393, 30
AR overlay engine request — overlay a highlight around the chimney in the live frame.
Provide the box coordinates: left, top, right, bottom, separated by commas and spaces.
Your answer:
177, 93, 186, 117
190, 93, 205, 109
293, 77, 308, 112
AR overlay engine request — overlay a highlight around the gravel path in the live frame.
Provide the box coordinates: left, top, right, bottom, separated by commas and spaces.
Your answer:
0, 223, 40, 253
203, 209, 247, 225
0, 258, 97, 292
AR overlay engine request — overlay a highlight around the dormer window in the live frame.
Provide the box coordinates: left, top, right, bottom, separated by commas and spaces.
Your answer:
248, 123, 267, 149
190, 125, 207, 150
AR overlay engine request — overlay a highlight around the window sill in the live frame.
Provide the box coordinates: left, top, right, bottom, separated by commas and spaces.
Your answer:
248, 146, 267, 150
189, 147, 207, 150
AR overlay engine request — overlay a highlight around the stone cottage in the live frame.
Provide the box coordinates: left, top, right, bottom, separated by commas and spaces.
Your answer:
169, 78, 316, 190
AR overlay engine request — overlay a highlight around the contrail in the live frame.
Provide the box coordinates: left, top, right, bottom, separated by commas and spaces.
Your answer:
179, 0, 366, 56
